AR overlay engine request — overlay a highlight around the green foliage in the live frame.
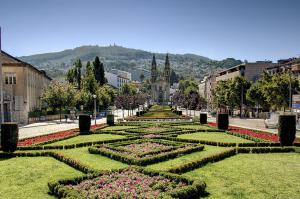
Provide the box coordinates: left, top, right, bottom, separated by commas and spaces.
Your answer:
278, 115, 296, 146
41, 82, 76, 111
213, 76, 251, 111
79, 115, 91, 134
75, 58, 82, 89
121, 83, 137, 95
1, 123, 19, 152
93, 56, 105, 85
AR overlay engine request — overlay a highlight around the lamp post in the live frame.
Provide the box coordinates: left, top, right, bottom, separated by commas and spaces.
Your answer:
93, 94, 97, 126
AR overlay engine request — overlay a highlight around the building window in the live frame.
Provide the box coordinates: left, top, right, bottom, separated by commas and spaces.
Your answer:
5, 73, 16, 85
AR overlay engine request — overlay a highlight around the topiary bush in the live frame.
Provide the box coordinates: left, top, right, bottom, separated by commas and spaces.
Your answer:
199, 113, 207, 124
79, 114, 91, 134
1, 122, 19, 152
107, 114, 114, 126
278, 114, 296, 146
217, 113, 229, 130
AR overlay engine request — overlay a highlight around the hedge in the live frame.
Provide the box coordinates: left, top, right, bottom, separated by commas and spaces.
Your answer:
88, 142, 204, 166
48, 167, 206, 199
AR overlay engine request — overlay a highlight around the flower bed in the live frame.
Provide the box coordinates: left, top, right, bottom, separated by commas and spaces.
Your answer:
18, 124, 107, 147
89, 139, 204, 165
48, 167, 206, 199
208, 122, 300, 143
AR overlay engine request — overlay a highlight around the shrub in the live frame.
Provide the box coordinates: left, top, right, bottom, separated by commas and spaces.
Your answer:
199, 113, 207, 124
278, 114, 296, 146
217, 113, 229, 130
79, 114, 91, 134
1, 122, 19, 152
107, 114, 114, 126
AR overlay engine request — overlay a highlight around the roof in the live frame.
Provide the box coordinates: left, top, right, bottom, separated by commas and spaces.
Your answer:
0, 50, 52, 80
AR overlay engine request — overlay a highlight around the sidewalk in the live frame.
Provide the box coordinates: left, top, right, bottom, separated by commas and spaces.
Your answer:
208, 117, 300, 138
19, 109, 137, 139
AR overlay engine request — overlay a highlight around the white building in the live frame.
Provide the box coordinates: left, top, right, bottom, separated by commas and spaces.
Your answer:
105, 69, 131, 90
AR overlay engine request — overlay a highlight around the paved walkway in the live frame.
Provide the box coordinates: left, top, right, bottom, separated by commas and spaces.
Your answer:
19, 109, 137, 139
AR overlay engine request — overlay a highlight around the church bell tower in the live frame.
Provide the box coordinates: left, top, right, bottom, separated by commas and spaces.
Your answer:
151, 55, 157, 83
164, 54, 170, 83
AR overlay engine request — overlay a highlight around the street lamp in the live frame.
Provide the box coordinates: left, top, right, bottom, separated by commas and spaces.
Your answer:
93, 94, 97, 126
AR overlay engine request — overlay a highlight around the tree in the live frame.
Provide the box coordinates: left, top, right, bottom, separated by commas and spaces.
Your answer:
93, 56, 105, 86
75, 59, 82, 90
121, 83, 137, 95
170, 70, 179, 85
66, 68, 76, 84
41, 82, 76, 120
139, 73, 145, 82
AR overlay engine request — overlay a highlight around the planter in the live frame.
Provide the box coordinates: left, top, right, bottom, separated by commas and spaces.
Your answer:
278, 114, 296, 146
217, 113, 229, 130
200, 113, 207, 124
79, 114, 91, 134
107, 114, 115, 126
1, 122, 19, 152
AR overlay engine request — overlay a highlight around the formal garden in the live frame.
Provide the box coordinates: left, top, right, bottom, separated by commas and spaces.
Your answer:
0, 106, 300, 199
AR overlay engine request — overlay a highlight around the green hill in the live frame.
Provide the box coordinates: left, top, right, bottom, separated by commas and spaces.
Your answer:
18, 45, 242, 81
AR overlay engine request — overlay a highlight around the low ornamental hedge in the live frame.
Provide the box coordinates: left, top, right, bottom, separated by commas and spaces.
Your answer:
168, 146, 296, 174
88, 142, 204, 166
17, 136, 139, 151
48, 167, 206, 199
168, 148, 236, 174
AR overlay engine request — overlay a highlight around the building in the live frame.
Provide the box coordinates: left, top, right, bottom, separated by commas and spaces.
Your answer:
105, 69, 131, 90
216, 61, 276, 83
150, 54, 170, 104
0, 51, 52, 124
266, 57, 300, 79
200, 74, 218, 110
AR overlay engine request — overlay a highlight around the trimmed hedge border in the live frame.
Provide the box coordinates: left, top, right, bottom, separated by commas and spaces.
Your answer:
48, 166, 206, 199
0, 151, 96, 174
164, 137, 287, 147
168, 146, 296, 174
17, 136, 139, 151
88, 140, 204, 166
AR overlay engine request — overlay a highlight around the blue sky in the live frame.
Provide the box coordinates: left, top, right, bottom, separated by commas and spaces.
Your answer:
0, 0, 300, 61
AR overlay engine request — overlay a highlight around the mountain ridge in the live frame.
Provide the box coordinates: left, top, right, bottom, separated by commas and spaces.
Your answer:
18, 45, 242, 81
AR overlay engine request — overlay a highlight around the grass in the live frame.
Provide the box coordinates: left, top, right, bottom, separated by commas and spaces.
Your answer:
183, 153, 300, 199
175, 125, 214, 130
149, 105, 171, 111
45, 134, 126, 146
177, 132, 253, 143
58, 147, 128, 170
102, 126, 138, 131
146, 145, 229, 171
0, 157, 82, 199
142, 111, 179, 118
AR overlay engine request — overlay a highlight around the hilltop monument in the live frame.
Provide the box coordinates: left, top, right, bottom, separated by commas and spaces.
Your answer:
150, 54, 171, 104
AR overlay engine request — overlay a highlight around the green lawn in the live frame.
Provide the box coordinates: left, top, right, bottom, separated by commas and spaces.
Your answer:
0, 157, 82, 199
175, 125, 214, 130
149, 105, 171, 111
45, 134, 126, 146
102, 126, 138, 131
183, 153, 300, 199
142, 111, 179, 117
177, 132, 253, 143
58, 147, 128, 171
146, 145, 229, 171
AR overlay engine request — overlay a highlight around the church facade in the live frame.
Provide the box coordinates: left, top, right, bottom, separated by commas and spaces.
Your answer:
150, 54, 171, 104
